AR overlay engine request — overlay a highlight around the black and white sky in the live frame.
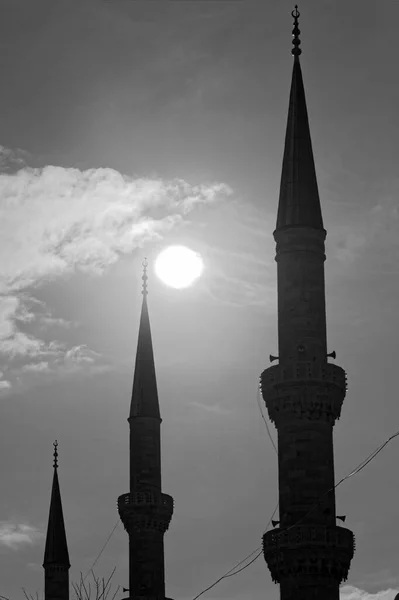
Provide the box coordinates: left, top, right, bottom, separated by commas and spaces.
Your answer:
0, 1, 399, 599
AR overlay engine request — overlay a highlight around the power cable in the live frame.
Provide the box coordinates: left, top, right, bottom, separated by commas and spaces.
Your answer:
190, 497, 279, 599
273, 427, 399, 540
256, 386, 277, 454
83, 519, 120, 581
190, 425, 399, 599
222, 549, 263, 578
191, 549, 260, 600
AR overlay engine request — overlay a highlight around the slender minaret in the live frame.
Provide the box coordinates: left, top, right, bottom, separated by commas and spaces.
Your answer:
118, 259, 174, 600
43, 441, 70, 600
261, 7, 355, 599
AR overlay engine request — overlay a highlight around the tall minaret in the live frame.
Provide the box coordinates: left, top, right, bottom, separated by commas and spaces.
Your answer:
118, 260, 174, 600
43, 441, 70, 600
261, 7, 355, 600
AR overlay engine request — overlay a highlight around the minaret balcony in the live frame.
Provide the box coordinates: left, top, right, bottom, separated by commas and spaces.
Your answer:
260, 362, 347, 425
117, 491, 174, 534
263, 524, 355, 584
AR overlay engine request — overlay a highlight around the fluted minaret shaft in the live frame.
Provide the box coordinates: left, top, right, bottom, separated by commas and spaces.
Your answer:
260, 8, 354, 600
118, 261, 173, 600
43, 441, 70, 600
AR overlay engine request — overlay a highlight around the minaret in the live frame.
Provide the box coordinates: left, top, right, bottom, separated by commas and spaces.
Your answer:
118, 259, 174, 600
260, 7, 355, 599
43, 441, 70, 600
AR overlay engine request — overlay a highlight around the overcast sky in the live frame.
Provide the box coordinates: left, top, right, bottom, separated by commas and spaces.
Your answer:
0, 1, 399, 599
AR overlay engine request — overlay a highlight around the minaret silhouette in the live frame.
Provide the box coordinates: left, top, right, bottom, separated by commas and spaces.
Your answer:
260, 7, 355, 599
118, 259, 174, 600
43, 441, 70, 600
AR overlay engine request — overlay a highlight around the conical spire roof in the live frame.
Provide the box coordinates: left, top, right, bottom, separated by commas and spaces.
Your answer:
43, 441, 70, 567
276, 6, 323, 231
129, 260, 160, 420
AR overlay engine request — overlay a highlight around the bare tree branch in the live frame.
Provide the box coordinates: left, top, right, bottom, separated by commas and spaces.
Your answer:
72, 569, 120, 600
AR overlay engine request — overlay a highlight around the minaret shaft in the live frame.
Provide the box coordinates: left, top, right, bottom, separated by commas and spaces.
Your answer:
118, 262, 173, 600
260, 8, 354, 598
129, 418, 161, 493
276, 228, 333, 527
276, 227, 327, 364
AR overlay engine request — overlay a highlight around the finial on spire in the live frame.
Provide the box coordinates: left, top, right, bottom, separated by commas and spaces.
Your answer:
53, 440, 58, 469
142, 258, 148, 296
291, 5, 302, 57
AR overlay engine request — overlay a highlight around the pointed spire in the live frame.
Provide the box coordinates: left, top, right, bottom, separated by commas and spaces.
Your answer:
129, 260, 161, 420
43, 441, 70, 568
276, 6, 324, 231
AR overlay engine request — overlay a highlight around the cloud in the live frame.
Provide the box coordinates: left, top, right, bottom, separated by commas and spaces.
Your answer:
21, 361, 50, 373
39, 315, 74, 329
0, 147, 231, 374
190, 401, 232, 415
327, 224, 368, 263
0, 145, 28, 173
340, 586, 398, 600
61, 344, 101, 369
0, 296, 62, 359
327, 195, 399, 268
0, 163, 230, 292
14, 346, 109, 391
0, 522, 43, 550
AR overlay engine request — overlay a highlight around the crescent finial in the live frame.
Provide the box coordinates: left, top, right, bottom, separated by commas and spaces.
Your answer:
53, 440, 58, 469
291, 5, 302, 57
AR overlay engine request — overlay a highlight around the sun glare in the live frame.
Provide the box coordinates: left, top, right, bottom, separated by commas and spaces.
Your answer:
154, 246, 204, 289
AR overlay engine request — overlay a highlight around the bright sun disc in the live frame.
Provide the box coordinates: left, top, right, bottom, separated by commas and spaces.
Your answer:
155, 246, 204, 289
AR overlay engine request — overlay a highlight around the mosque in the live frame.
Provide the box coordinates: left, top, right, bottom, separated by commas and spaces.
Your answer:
42, 7, 357, 600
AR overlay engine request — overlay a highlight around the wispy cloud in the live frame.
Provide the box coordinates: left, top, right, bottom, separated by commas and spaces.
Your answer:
14, 345, 109, 390
0, 522, 43, 550
190, 401, 232, 415
21, 361, 50, 373
0, 145, 28, 173
340, 586, 398, 600
327, 194, 399, 268
0, 146, 231, 380
0, 162, 230, 292
38, 315, 74, 330
0, 378, 11, 390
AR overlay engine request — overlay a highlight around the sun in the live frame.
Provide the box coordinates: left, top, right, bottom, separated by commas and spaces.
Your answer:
154, 246, 204, 289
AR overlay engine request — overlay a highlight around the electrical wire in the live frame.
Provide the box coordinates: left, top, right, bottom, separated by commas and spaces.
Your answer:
190, 491, 279, 598
191, 549, 261, 600
222, 549, 263, 578
190, 425, 399, 599
83, 519, 120, 581
80, 386, 278, 599
271, 427, 399, 540
256, 386, 277, 454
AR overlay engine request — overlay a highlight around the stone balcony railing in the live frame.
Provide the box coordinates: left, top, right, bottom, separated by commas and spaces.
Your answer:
118, 491, 174, 511
260, 362, 347, 424
261, 361, 347, 391
263, 524, 355, 584
117, 491, 174, 534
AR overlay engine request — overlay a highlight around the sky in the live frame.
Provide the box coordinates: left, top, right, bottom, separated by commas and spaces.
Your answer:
0, 0, 399, 599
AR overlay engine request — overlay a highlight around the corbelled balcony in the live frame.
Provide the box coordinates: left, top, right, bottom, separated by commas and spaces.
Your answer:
263, 524, 355, 583
117, 491, 174, 534
260, 362, 347, 424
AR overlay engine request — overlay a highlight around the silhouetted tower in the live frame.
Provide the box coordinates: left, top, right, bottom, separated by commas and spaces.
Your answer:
260, 8, 355, 599
118, 260, 174, 600
43, 441, 70, 600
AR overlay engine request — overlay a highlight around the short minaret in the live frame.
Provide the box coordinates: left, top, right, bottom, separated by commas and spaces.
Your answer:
118, 260, 174, 600
260, 7, 355, 599
43, 441, 70, 600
